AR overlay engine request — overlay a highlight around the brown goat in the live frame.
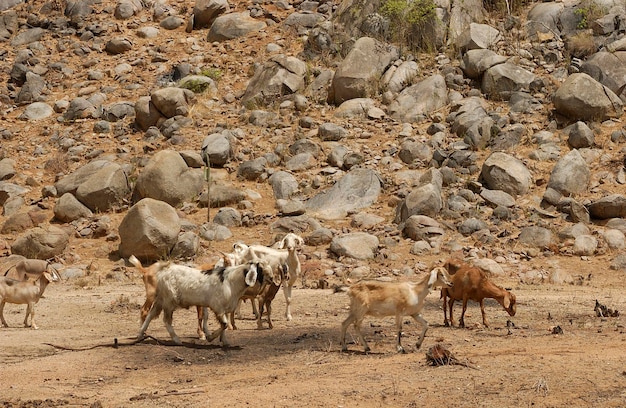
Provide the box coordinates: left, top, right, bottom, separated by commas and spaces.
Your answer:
441, 261, 516, 328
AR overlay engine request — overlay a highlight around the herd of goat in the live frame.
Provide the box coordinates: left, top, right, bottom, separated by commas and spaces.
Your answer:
0, 232, 518, 353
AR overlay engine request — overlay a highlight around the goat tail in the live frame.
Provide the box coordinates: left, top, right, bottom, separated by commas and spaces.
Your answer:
128, 255, 147, 274
333, 284, 349, 294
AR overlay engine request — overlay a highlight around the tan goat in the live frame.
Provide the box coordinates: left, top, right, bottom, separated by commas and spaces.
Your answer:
339, 266, 453, 353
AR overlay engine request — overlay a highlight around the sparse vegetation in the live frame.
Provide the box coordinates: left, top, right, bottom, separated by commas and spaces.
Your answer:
200, 67, 223, 82
180, 78, 212, 94
574, 0, 606, 29
379, 0, 438, 53
44, 153, 70, 175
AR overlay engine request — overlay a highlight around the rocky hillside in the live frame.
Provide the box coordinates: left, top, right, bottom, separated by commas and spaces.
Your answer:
1, 0, 626, 283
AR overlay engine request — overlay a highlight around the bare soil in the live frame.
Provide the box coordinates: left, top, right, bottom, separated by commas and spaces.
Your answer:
1, 253, 625, 408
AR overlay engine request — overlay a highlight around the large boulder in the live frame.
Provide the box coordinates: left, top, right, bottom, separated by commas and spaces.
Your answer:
241, 55, 307, 107
305, 168, 381, 220
480, 152, 533, 197
11, 226, 70, 259
207, 11, 266, 42
553, 73, 623, 121
331, 37, 398, 104
134, 150, 204, 207
118, 198, 181, 260
388, 74, 449, 123
547, 149, 590, 196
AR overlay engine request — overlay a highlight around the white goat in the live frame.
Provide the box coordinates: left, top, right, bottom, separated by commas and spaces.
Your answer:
136, 258, 278, 346
0, 267, 61, 329
234, 232, 304, 321
339, 267, 453, 353
128, 254, 235, 340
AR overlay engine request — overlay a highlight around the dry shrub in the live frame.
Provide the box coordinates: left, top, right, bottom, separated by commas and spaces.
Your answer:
566, 31, 597, 59
44, 153, 70, 176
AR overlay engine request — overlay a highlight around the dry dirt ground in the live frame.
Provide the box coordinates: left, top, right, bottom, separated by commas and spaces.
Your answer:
1, 251, 625, 408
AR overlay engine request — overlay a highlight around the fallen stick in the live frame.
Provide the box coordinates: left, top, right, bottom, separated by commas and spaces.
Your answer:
44, 335, 164, 351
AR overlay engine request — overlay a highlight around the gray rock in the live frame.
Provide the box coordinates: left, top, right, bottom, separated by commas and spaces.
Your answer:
331, 37, 398, 104
480, 152, 532, 197
565, 121, 594, 148
588, 194, 626, 219
10, 27, 44, 47
53, 192, 94, 222
19, 102, 53, 121
573, 235, 597, 256
458, 23, 501, 51
0, 158, 15, 180
382, 60, 419, 93
460, 49, 507, 79
118, 198, 181, 260
306, 168, 381, 220
193, 0, 229, 29
199, 222, 232, 241
151, 87, 195, 118
269, 171, 298, 199
602, 229, 626, 250
170, 231, 200, 261
276, 199, 306, 216
242, 55, 306, 107
134, 150, 204, 207
398, 139, 433, 165
330, 232, 379, 260
402, 215, 444, 242
16, 72, 45, 105
75, 162, 130, 212
318, 122, 348, 141
458, 217, 488, 236
105, 37, 133, 54
11, 226, 70, 259
482, 62, 535, 100
547, 149, 590, 196
306, 228, 333, 246
115, 0, 143, 19
55, 160, 113, 195
237, 157, 268, 181
518, 226, 554, 248
160, 16, 185, 30
553, 73, 623, 121
207, 11, 267, 42
580, 51, 626, 102
388, 74, 448, 123
480, 188, 515, 208
395, 183, 442, 222
213, 207, 242, 227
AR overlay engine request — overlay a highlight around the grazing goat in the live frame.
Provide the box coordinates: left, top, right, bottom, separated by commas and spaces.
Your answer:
234, 233, 304, 322
339, 267, 453, 353
441, 262, 516, 328
128, 254, 232, 340
0, 267, 61, 329
136, 258, 278, 345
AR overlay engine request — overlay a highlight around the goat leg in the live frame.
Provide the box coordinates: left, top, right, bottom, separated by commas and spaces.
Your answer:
479, 300, 489, 327
395, 314, 406, 353
413, 314, 428, 350
0, 300, 8, 327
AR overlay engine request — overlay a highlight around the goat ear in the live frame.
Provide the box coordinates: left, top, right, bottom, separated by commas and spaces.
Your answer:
503, 293, 510, 309
276, 238, 286, 249
244, 264, 258, 287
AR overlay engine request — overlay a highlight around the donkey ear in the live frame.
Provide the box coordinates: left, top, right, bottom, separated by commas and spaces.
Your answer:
244, 264, 258, 286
